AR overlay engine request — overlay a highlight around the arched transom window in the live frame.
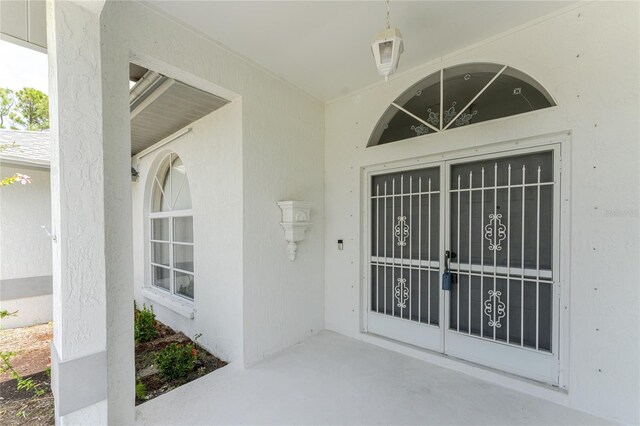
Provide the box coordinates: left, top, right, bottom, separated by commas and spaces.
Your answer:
368, 63, 556, 147
149, 153, 194, 300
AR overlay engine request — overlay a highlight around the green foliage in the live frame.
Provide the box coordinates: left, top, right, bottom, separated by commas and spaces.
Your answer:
1, 309, 18, 319
135, 381, 147, 400
156, 343, 196, 380
0, 87, 15, 129
134, 303, 158, 343
1, 351, 46, 398
1, 173, 31, 187
0, 350, 17, 372
9, 87, 49, 131
17, 376, 46, 396
1, 142, 32, 189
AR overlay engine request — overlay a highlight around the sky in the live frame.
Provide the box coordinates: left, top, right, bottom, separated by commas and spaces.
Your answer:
0, 39, 48, 94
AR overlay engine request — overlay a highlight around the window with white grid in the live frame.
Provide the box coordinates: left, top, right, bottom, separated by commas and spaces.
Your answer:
149, 153, 194, 300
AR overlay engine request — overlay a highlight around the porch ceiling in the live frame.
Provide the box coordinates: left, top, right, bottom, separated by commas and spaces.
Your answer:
145, 1, 575, 102
129, 64, 229, 156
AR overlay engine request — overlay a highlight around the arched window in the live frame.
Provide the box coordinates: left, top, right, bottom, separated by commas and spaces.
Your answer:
149, 153, 194, 300
368, 63, 556, 147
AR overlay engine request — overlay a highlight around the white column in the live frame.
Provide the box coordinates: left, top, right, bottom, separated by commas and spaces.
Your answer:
47, 1, 134, 424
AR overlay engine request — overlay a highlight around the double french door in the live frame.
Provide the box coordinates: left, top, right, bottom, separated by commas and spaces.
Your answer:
366, 146, 561, 384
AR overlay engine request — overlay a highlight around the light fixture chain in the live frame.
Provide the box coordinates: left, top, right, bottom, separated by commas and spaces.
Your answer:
386, 0, 391, 29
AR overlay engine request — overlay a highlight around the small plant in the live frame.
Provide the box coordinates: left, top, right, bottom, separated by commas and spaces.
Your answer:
156, 343, 196, 380
1, 350, 47, 418
1, 351, 46, 397
1, 309, 18, 319
135, 381, 147, 400
134, 302, 158, 343
193, 333, 202, 349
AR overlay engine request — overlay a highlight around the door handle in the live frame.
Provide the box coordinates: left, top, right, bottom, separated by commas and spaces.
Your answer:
442, 250, 457, 291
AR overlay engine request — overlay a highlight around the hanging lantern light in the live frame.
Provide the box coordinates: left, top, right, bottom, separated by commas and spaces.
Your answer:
371, 0, 404, 81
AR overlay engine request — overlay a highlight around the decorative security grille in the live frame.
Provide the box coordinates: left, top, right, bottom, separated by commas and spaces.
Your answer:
448, 151, 555, 352
370, 166, 441, 325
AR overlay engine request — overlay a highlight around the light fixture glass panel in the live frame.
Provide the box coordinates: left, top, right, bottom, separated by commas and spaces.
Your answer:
173, 216, 193, 243
379, 41, 393, 64
174, 244, 194, 273
152, 265, 170, 291
151, 218, 169, 241
175, 271, 194, 299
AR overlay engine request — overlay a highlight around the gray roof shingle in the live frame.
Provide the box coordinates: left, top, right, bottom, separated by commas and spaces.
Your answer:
0, 129, 50, 167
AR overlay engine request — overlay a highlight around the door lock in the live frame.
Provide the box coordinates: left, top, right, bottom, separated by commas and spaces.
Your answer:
442, 250, 457, 291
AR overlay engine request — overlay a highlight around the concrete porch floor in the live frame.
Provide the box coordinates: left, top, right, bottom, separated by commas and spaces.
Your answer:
136, 331, 609, 425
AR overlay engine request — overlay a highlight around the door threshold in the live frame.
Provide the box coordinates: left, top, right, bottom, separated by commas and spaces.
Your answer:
360, 332, 568, 405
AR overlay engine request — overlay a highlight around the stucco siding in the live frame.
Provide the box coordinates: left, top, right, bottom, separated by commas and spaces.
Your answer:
101, 0, 325, 367
0, 164, 52, 280
132, 99, 244, 363
324, 2, 639, 424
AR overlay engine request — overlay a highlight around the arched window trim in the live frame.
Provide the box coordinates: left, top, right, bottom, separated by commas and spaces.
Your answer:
367, 62, 556, 147
149, 152, 194, 302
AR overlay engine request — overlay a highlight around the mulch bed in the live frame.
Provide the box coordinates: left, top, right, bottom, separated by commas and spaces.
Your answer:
0, 371, 54, 426
0, 318, 226, 424
0, 323, 54, 425
135, 319, 227, 405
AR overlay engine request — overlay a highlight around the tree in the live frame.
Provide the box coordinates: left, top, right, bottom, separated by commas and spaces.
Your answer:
0, 87, 15, 129
9, 88, 49, 131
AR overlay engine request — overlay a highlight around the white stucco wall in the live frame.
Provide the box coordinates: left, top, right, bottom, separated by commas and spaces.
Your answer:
324, 2, 639, 424
240, 60, 325, 367
0, 164, 52, 280
101, 0, 325, 368
0, 294, 52, 328
132, 100, 244, 363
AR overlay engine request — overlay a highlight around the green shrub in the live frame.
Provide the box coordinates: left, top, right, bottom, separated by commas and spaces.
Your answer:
156, 343, 195, 380
134, 303, 158, 343
135, 381, 146, 400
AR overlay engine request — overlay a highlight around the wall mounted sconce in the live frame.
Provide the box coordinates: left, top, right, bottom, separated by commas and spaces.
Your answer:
277, 201, 311, 261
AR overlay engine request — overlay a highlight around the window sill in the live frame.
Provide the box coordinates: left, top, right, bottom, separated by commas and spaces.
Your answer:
142, 287, 194, 320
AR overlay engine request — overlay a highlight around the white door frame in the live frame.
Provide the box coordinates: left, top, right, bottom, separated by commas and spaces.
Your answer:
360, 131, 571, 389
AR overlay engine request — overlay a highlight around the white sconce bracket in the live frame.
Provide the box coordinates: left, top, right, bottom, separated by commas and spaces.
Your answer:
277, 201, 311, 261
